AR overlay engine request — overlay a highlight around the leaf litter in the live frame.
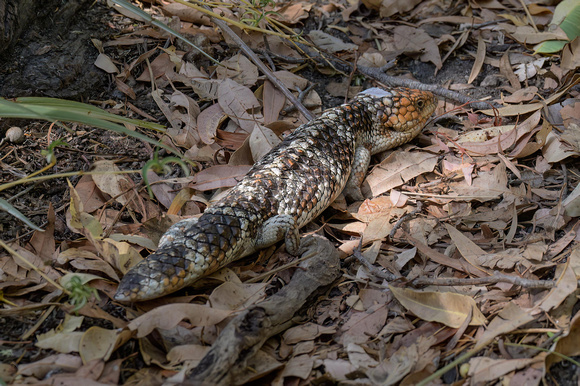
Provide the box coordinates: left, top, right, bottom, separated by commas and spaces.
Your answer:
0, 0, 579, 384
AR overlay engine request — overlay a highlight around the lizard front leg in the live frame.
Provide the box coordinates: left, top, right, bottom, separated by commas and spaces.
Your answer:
343, 146, 371, 201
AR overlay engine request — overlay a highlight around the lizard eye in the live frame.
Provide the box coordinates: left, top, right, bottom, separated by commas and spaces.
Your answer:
417, 99, 425, 109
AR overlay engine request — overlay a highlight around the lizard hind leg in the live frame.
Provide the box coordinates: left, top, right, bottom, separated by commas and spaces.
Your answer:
254, 214, 301, 255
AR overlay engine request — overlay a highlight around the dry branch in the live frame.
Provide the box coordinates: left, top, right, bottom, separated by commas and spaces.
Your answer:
186, 235, 341, 384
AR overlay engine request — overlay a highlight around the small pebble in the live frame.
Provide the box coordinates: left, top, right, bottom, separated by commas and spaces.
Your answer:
6, 126, 25, 143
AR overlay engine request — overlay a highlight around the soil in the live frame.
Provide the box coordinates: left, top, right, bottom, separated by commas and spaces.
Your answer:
0, 0, 576, 384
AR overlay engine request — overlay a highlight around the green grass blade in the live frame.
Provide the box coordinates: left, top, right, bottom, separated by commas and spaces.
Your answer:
0, 98, 181, 157
0, 198, 44, 231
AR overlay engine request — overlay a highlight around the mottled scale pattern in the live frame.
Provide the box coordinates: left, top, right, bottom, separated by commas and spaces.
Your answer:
115, 87, 437, 301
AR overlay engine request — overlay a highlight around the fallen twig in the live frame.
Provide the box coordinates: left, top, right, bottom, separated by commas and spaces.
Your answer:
204, 4, 315, 121
186, 235, 341, 384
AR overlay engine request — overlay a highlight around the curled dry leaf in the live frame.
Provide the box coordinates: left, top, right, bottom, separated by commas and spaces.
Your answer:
537, 262, 577, 313
362, 0, 422, 17
274, 2, 312, 24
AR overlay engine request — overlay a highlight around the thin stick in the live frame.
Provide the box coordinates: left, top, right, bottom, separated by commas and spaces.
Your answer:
202, 4, 315, 121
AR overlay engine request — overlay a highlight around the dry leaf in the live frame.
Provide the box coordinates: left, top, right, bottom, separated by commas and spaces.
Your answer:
445, 224, 493, 275
468, 356, 544, 384
208, 282, 267, 310
474, 303, 535, 351
389, 286, 486, 328
216, 54, 259, 87
468, 35, 486, 84
127, 304, 233, 338
91, 160, 135, 207
537, 262, 577, 312
283, 323, 336, 344
364, 151, 438, 197
393, 25, 442, 69
249, 123, 282, 162
263, 80, 286, 124
308, 30, 358, 53
218, 79, 262, 133
190, 165, 251, 191
340, 304, 389, 345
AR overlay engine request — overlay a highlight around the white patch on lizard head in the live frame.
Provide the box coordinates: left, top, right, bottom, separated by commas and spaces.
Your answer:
360, 88, 393, 97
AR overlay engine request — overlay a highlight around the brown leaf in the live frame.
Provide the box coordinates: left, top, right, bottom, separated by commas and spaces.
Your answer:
249, 123, 282, 162
136, 53, 173, 82
562, 37, 580, 72
283, 323, 336, 344
474, 303, 535, 351
190, 165, 251, 191
161, 3, 212, 25
208, 282, 267, 311
216, 54, 259, 87
218, 79, 262, 133
445, 224, 493, 275
340, 304, 389, 345
369, 0, 422, 17
389, 286, 486, 328
546, 305, 580, 369
468, 35, 486, 84
537, 262, 577, 312
128, 304, 233, 338
563, 182, 580, 217
368, 335, 438, 385
456, 110, 541, 156
364, 150, 438, 197
17, 354, 82, 378
503, 86, 538, 103
510, 25, 568, 44
74, 175, 107, 214
308, 30, 358, 53
263, 80, 286, 124
79, 327, 129, 363
28, 202, 56, 261
279, 354, 314, 380
499, 52, 521, 90
543, 131, 580, 162
91, 160, 135, 207
275, 2, 312, 24
393, 25, 442, 69
468, 356, 545, 384
447, 161, 509, 201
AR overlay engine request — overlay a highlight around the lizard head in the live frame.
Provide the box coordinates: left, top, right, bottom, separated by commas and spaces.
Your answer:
360, 87, 437, 133
357, 87, 437, 152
